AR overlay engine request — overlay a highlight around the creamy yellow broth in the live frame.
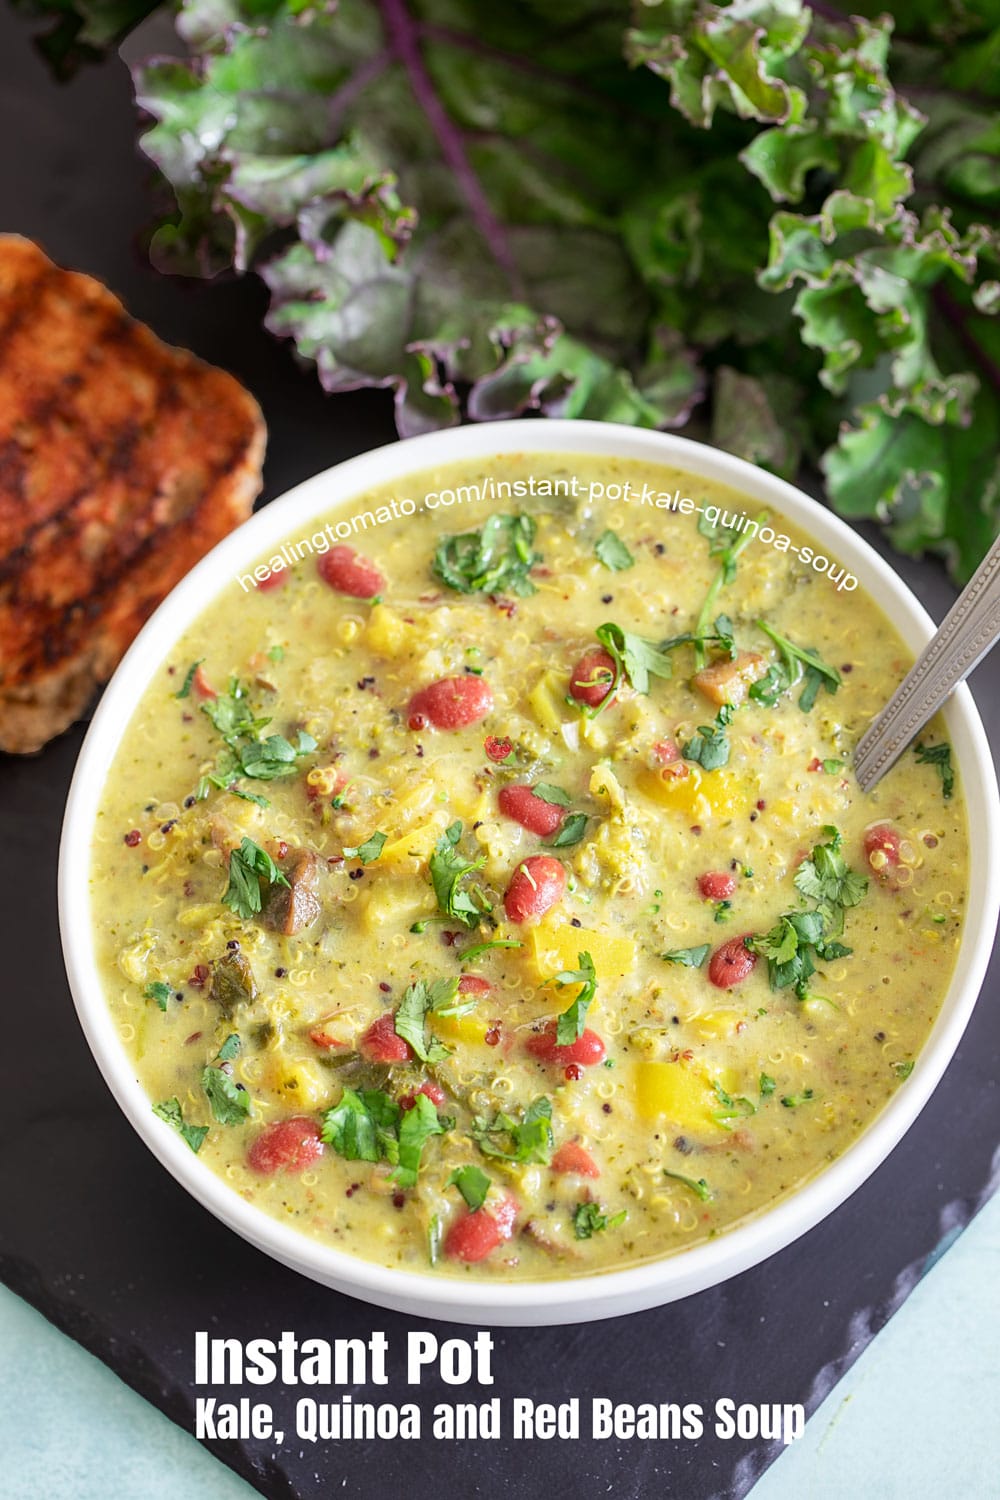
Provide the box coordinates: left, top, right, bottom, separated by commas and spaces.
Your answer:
89, 454, 968, 1280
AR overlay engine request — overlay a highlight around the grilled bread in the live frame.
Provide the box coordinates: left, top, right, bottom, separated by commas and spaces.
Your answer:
0, 236, 266, 753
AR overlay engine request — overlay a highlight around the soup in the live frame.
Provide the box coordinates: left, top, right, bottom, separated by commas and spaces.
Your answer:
88, 453, 967, 1280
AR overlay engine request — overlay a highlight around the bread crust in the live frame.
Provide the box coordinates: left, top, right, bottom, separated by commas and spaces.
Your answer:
0, 236, 266, 753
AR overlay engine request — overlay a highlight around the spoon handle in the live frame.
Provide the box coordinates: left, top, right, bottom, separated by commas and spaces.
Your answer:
854, 533, 1000, 792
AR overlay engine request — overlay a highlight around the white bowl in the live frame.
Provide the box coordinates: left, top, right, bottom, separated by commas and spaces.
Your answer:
59, 420, 1000, 1326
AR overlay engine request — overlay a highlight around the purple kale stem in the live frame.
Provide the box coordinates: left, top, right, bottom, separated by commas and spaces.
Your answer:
376, 0, 524, 295
933, 283, 1000, 401
328, 50, 392, 134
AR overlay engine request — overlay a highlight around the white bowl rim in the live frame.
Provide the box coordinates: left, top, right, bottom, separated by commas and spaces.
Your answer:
59, 418, 1000, 1326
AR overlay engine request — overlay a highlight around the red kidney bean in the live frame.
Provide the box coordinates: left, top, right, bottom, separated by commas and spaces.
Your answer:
409, 676, 493, 730
504, 856, 567, 923
317, 545, 385, 599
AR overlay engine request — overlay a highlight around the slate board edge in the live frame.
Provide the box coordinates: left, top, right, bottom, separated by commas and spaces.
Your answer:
6, 1159, 1000, 1500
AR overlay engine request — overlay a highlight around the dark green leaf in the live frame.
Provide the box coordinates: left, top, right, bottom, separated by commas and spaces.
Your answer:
175, 659, 204, 700
472, 1096, 553, 1165
550, 951, 597, 1046
221, 837, 289, 921
572, 1201, 627, 1240
394, 979, 457, 1064
393, 1094, 449, 1190
433, 515, 540, 598
201, 1065, 252, 1126
533, 783, 571, 807
343, 831, 388, 864
663, 1169, 712, 1201
914, 740, 955, 799
144, 980, 172, 1011
429, 822, 490, 929
547, 813, 589, 848
448, 1164, 491, 1211
322, 1088, 401, 1163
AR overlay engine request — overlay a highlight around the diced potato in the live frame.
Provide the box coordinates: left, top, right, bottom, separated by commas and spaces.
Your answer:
358, 880, 432, 933
636, 762, 745, 821
633, 1060, 720, 1131
692, 650, 767, 707
692, 1009, 742, 1040
261, 1055, 329, 1110
379, 814, 450, 869
365, 603, 417, 658
528, 670, 570, 732
529, 917, 637, 983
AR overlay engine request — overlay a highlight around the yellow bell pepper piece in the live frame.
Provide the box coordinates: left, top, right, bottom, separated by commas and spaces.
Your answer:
430, 1011, 490, 1046
365, 603, 417, 658
636, 763, 745, 821
633, 1060, 720, 1132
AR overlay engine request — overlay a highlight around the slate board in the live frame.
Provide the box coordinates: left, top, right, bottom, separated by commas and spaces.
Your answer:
2, 14, 999, 1499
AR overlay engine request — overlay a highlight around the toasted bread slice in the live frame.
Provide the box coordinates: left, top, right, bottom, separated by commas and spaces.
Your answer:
0, 236, 266, 753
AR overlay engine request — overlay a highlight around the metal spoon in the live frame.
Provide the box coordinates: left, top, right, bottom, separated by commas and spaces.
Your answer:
854, 533, 1000, 791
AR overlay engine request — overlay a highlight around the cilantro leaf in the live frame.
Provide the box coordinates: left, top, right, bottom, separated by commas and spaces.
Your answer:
551, 950, 597, 1046
914, 741, 955, 800
433, 514, 539, 598
753, 622, 841, 711
144, 980, 171, 1011
393, 1094, 450, 1190
793, 834, 868, 910
429, 822, 490, 929
199, 679, 315, 796
594, 530, 635, 572
533, 782, 571, 807
342, 830, 388, 864
221, 837, 289, 921
663, 1170, 712, 1201
175, 659, 204, 700
201, 1065, 252, 1126
153, 1097, 208, 1154
448, 1164, 491, 1211
759, 1073, 776, 1097
322, 1088, 401, 1163
682, 715, 730, 770
572, 1201, 627, 1240
547, 813, 589, 849
592, 622, 675, 707
472, 1097, 553, 1166
660, 944, 711, 968
216, 1034, 241, 1063
394, 979, 458, 1064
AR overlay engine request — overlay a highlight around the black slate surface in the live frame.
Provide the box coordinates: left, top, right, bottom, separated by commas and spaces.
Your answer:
2, 14, 1000, 1500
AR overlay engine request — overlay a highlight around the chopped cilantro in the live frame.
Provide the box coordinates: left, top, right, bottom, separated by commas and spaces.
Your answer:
550, 950, 597, 1046
201, 1064, 252, 1126
472, 1096, 553, 1165
322, 1088, 400, 1163
594, 530, 635, 572
448, 1164, 491, 1211
572, 1201, 627, 1240
153, 1097, 208, 1153
793, 828, 869, 913
660, 944, 710, 968
144, 980, 171, 1011
894, 1060, 915, 1080
267, 644, 285, 663
692, 513, 764, 666
593, 622, 675, 701
682, 709, 731, 770
759, 1072, 776, 1097
216, 1034, 241, 1063
342, 830, 388, 864
429, 821, 491, 928
533, 782, 571, 807
822, 758, 845, 774
712, 1079, 756, 1128
460, 938, 523, 962
433, 514, 539, 597
751, 622, 841, 711
221, 837, 289, 921
547, 812, 588, 848
914, 740, 955, 799
198, 678, 315, 796
713, 900, 732, 924
664, 1169, 712, 1201
394, 978, 460, 1063
175, 659, 204, 700
781, 1089, 816, 1108
394, 1093, 450, 1189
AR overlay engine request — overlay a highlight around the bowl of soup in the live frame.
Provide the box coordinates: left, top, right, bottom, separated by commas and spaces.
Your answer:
59, 420, 1000, 1325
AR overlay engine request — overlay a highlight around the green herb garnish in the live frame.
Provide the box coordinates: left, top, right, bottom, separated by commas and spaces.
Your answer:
472, 1097, 553, 1165
914, 741, 955, 800
429, 821, 491, 928
448, 1164, 492, 1211
394, 978, 462, 1063
342, 830, 388, 864
533, 782, 571, 806
547, 812, 588, 848
550, 950, 597, 1046
894, 1060, 915, 1080
144, 980, 172, 1011
594, 530, 635, 572
153, 1097, 208, 1153
221, 837, 289, 921
759, 1072, 776, 1097
663, 1170, 712, 1201
201, 1064, 252, 1126
751, 622, 841, 711
433, 514, 539, 597
660, 944, 711, 968
573, 1201, 627, 1240
175, 659, 204, 700
712, 1079, 756, 1128
781, 1090, 816, 1108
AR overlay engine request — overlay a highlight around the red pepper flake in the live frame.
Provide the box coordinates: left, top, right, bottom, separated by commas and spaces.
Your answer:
189, 964, 210, 988
185, 1031, 203, 1045
274, 840, 289, 860
564, 1063, 583, 1082
807, 758, 823, 772
379, 981, 392, 993
408, 712, 428, 731
440, 930, 461, 948
485, 735, 513, 762
123, 829, 142, 847
485, 1025, 501, 1047
491, 596, 517, 618
756, 799, 766, 811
